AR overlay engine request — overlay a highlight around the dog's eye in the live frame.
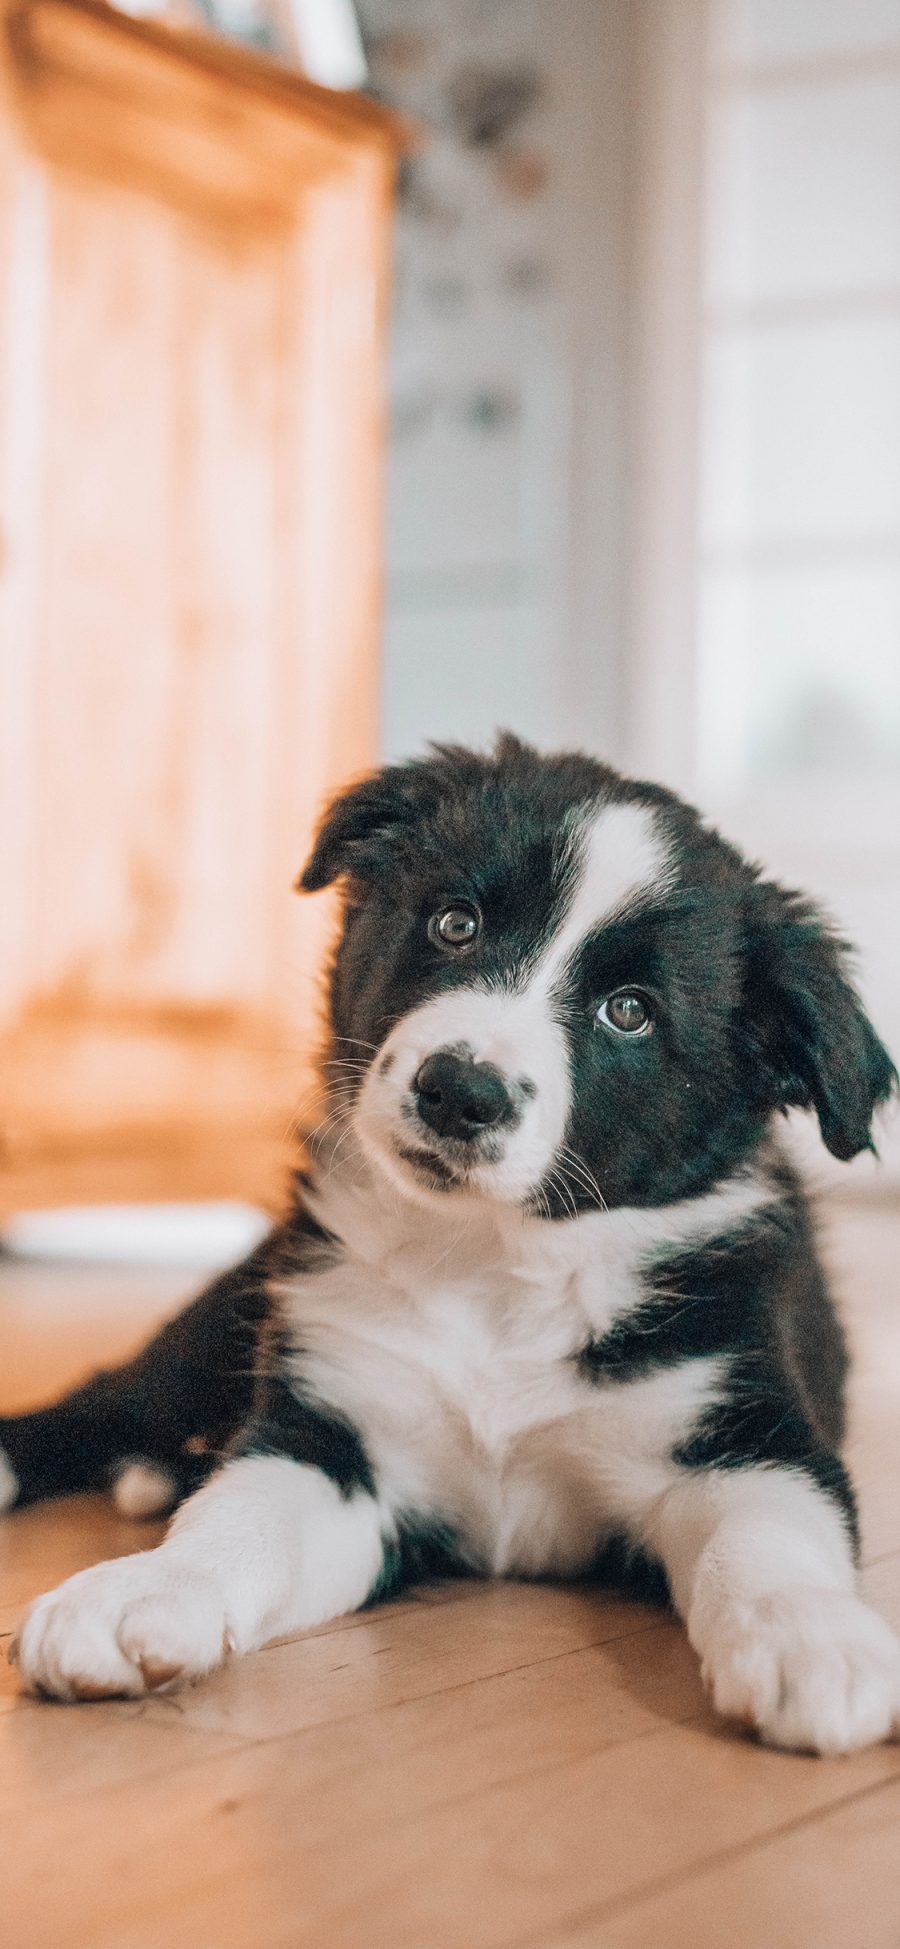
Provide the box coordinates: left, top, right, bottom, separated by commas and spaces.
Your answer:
428, 903, 481, 952
596, 990, 654, 1036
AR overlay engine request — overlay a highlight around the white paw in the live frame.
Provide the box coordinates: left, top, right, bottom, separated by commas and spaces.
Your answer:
112, 1461, 177, 1519
698, 1588, 900, 1755
0, 1445, 19, 1512
13, 1553, 233, 1701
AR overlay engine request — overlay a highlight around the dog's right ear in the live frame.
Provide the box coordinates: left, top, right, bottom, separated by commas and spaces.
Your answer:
297, 767, 416, 892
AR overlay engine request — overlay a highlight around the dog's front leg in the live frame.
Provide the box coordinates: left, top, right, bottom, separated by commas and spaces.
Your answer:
653, 1466, 900, 1755
14, 1457, 387, 1701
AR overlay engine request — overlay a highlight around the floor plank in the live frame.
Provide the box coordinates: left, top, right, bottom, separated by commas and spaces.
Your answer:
5, 1694, 899, 1949
562, 1775, 900, 1949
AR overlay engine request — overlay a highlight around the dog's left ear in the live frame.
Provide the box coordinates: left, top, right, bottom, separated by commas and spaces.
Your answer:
743, 882, 897, 1160
297, 767, 417, 892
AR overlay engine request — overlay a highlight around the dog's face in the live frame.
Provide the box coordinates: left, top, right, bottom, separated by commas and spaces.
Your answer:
300, 737, 896, 1215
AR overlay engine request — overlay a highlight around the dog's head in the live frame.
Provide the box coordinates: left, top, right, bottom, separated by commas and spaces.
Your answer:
299, 736, 896, 1214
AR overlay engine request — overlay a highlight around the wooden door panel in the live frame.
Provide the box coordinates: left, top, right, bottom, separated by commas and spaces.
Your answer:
0, 0, 400, 1215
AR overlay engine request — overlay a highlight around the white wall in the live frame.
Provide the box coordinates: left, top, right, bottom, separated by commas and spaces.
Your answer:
625, 0, 900, 1182
361, 0, 632, 763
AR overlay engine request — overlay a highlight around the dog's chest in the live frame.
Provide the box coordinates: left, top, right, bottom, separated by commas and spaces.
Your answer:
292, 1254, 585, 1454
283, 1240, 716, 1576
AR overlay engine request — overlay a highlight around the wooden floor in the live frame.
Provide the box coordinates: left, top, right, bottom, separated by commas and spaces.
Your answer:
2, 1199, 900, 1949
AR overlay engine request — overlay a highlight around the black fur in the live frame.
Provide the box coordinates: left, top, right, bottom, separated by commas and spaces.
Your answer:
585, 1533, 672, 1608
246, 1378, 375, 1499
0, 1242, 273, 1508
371, 1515, 473, 1604
0, 1214, 335, 1510
578, 1169, 857, 1544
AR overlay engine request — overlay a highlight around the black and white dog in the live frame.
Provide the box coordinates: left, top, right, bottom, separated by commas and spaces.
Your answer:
3, 736, 899, 1753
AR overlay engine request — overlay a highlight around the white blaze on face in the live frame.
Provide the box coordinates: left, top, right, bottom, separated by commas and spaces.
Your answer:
355, 799, 672, 1206
529, 799, 673, 999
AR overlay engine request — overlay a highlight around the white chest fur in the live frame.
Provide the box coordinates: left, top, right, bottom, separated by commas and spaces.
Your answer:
277, 1164, 759, 1576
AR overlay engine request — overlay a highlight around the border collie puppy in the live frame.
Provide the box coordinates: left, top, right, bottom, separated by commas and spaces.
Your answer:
3, 737, 899, 1753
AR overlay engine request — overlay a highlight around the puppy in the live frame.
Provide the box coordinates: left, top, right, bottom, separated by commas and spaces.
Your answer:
3, 735, 899, 1753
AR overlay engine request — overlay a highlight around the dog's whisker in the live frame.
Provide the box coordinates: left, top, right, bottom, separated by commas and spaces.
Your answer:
306, 1100, 357, 1157
557, 1145, 608, 1213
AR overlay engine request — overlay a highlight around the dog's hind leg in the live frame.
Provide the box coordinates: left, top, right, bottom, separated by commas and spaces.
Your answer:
0, 1242, 274, 1515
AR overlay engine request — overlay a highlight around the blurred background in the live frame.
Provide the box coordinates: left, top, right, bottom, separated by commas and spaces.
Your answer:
3, 17, 899, 1934
1, 0, 898, 1239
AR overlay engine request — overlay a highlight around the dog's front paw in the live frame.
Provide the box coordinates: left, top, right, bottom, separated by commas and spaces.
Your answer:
13, 1554, 232, 1701
698, 1588, 900, 1755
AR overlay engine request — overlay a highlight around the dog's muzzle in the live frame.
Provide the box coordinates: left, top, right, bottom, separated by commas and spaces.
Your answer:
355, 988, 568, 1207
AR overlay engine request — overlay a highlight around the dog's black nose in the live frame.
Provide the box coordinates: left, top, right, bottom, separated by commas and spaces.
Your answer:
414, 1051, 512, 1142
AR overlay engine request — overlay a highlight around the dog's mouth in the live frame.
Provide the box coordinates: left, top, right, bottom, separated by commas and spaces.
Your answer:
394, 1143, 471, 1191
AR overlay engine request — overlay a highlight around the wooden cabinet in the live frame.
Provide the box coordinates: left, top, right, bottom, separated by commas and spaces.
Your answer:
0, 0, 400, 1215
